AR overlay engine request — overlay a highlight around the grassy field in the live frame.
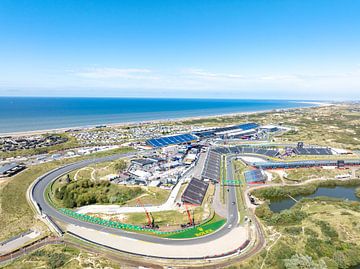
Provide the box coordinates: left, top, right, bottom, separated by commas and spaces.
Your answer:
122, 207, 206, 227
220, 155, 226, 204
2, 244, 121, 269
123, 186, 170, 206
89, 183, 215, 230
284, 167, 353, 183
235, 199, 360, 269
50, 174, 170, 209
0, 147, 133, 242
233, 160, 248, 224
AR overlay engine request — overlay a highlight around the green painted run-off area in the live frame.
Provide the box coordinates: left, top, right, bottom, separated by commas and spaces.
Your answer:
60, 208, 226, 239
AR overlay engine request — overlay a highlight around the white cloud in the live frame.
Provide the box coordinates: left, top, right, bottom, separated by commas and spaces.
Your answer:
183, 68, 245, 79
2, 65, 359, 99
260, 75, 300, 81
74, 67, 158, 80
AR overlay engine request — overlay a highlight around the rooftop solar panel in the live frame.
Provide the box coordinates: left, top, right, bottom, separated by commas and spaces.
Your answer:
146, 133, 196, 147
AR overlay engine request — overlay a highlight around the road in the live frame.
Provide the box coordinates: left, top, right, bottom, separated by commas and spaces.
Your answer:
31, 151, 245, 247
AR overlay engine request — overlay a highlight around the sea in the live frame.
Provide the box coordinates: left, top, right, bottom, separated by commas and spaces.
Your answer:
0, 97, 319, 134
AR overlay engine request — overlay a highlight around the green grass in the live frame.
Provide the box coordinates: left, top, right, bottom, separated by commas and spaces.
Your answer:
0, 147, 133, 241
233, 160, 248, 224
220, 155, 226, 204
2, 244, 121, 269
284, 167, 352, 183
121, 207, 206, 227
122, 187, 170, 206
247, 199, 360, 269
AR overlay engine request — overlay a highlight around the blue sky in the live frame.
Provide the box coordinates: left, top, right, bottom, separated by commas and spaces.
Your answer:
0, 0, 359, 99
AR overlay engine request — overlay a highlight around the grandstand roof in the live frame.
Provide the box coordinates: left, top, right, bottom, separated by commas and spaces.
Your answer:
181, 178, 209, 205
0, 163, 19, 174
147, 133, 197, 148
194, 122, 259, 138
201, 150, 221, 182
293, 147, 333, 155
213, 146, 279, 158
215, 123, 259, 136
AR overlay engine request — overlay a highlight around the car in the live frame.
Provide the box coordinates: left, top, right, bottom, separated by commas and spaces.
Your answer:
232, 201, 236, 205
227, 224, 232, 229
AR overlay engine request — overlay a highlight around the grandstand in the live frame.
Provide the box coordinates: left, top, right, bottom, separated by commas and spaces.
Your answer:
213, 146, 279, 158
244, 169, 267, 184
251, 159, 360, 169
146, 133, 197, 148
181, 178, 209, 205
194, 122, 259, 138
0, 163, 26, 177
201, 150, 221, 182
293, 147, 333, 155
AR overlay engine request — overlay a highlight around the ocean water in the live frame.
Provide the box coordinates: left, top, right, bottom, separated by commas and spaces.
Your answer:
0, 97, 317, 133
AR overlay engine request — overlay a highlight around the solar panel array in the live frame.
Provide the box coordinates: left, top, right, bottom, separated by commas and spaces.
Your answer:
293, 147, 333, 155
182, 178, 209, 205
194, 122, 259, 138
244, 169, 266, 184
213, 146, 279, 157
147, 133, 197, 148
201, 150, 221, 182
253, 159, 360, 169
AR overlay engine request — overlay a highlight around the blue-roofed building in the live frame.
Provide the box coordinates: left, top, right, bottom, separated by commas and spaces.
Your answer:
244, 169, 267, 184
146, 133, 197, 148
194, 122, 259, 138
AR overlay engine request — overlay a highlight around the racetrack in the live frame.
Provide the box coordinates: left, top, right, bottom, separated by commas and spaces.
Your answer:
30, 150, 264, 259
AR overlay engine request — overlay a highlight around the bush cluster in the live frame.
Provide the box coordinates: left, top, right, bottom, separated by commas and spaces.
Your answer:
55, 179, 143, 208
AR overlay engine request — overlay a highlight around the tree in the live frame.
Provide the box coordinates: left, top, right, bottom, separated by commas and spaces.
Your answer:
283, 254, 327, 269
114, 160, 127, 173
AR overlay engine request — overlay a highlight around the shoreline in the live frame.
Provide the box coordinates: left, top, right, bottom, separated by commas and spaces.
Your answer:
0, 102, 334, 137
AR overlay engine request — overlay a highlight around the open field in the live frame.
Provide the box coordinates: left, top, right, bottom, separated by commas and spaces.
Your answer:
233, 198, 360, 269
233, 160, 247, 224
2, 244, 121, 269
283, 167, 354, 183
68, 159, 128, 181
122, 186, 170, 206
87, 183, 215, 231
0, 147, 133, 242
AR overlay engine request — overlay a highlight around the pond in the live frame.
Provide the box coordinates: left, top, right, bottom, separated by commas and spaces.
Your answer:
268, 186, 360, 212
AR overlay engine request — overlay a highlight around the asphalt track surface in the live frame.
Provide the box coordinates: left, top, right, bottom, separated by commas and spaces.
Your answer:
32, 151, 240, 246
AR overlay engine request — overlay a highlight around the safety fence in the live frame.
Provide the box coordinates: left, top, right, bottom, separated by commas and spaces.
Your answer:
60, 208, 211, 236
60, 208, 225, 238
